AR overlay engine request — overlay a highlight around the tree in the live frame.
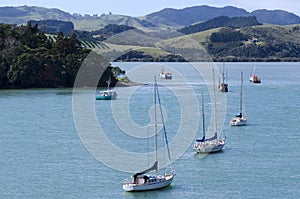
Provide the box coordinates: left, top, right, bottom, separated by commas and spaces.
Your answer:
8, 52, 42, 88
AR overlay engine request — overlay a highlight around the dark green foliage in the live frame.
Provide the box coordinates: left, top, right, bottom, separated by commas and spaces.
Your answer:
178, 16, 261, 35
92, 24, 135, 41
116, 51, 154, 62
29, 20, 75, 35
114, 50, 186, 62
0, 23, 92, 88
93, 24, 135, 35
8, 50, 51, 88
0, 23, 128, 88
72, 24, 136, 44
206, 26, 300, 61
210, 28, 250, 43
98, 66, 119, 88
75, 30, 97, 42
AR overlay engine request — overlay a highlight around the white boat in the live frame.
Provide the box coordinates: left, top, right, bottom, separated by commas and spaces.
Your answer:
219, 63, 228, 92
193, 69, 226, 153
249, 67, 261, 83
123, 161, 174, 191
123, 77, 175, 192
96, 76, 117, 100
159, 67, 172, 79
230, 72, 247, 126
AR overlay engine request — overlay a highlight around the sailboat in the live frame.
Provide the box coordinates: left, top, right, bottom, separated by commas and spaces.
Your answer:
193, 69, 225, 153
159, 66, 172, 80
230, 72, 247, 126
249, 66, 261, 83
123, 77, 175, 191
96, 75, 117, 100
219, 63, 228, 92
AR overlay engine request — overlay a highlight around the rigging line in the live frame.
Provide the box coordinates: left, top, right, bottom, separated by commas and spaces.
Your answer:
156, 83, 171, 162
212, 69, 217, 133
242, 71, 247, 117
240, 71, 243, 116
154, 77, 158, 167
147, 125, 150, 168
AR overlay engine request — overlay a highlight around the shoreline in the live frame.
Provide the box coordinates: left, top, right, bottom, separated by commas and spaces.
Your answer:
115, 81, 147, 87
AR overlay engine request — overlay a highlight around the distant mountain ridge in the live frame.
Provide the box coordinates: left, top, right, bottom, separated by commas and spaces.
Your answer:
0, 6, 75, 24
146, 6, 249, 26
251, 9, 300, 25
146, 5, 300, 26
0, 5, 299, 30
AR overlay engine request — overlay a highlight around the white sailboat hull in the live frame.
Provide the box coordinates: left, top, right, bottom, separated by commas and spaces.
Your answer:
160, 73, 172, 79
231, 71, 247, 126
123, 174, 174, 192
250, 76, 261, 83
230, 117, 247, 126
193, 139, 225, 153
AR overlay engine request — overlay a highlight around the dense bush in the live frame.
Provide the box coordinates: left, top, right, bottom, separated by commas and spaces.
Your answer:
0, 23, 93, 88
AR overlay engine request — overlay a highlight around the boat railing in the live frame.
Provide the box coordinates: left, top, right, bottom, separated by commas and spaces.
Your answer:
123, 178, 132, 184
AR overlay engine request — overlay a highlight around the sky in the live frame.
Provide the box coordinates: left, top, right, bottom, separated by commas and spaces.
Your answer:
0, 0, 299, 16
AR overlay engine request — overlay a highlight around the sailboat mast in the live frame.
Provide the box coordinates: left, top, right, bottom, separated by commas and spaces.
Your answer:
251, 66, 256, 77
107, 75, 111, 90
240, 72, 243, 116
212, 69, 217, 133
154, 76, 158, 166
222, 63, 225, 84
201, 92, 205, 139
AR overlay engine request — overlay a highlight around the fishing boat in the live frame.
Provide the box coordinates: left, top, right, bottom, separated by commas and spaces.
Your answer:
159, 67, 172, 79
230, 72, 247, 126
249, 67, 261, 83
96, 76, 117, 100
123, 77, 175, 192
193, 69, 225, 153
219, 63, 228, 92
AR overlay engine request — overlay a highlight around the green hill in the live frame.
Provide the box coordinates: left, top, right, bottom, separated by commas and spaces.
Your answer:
96, 24, 300, 62
73, 15, 156, 31
178, 16, 261, 35
197, 25, 300, 61
0, 6, 74, 24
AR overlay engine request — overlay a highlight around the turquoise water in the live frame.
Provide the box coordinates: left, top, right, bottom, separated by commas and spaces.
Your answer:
0, 63, 299, 198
